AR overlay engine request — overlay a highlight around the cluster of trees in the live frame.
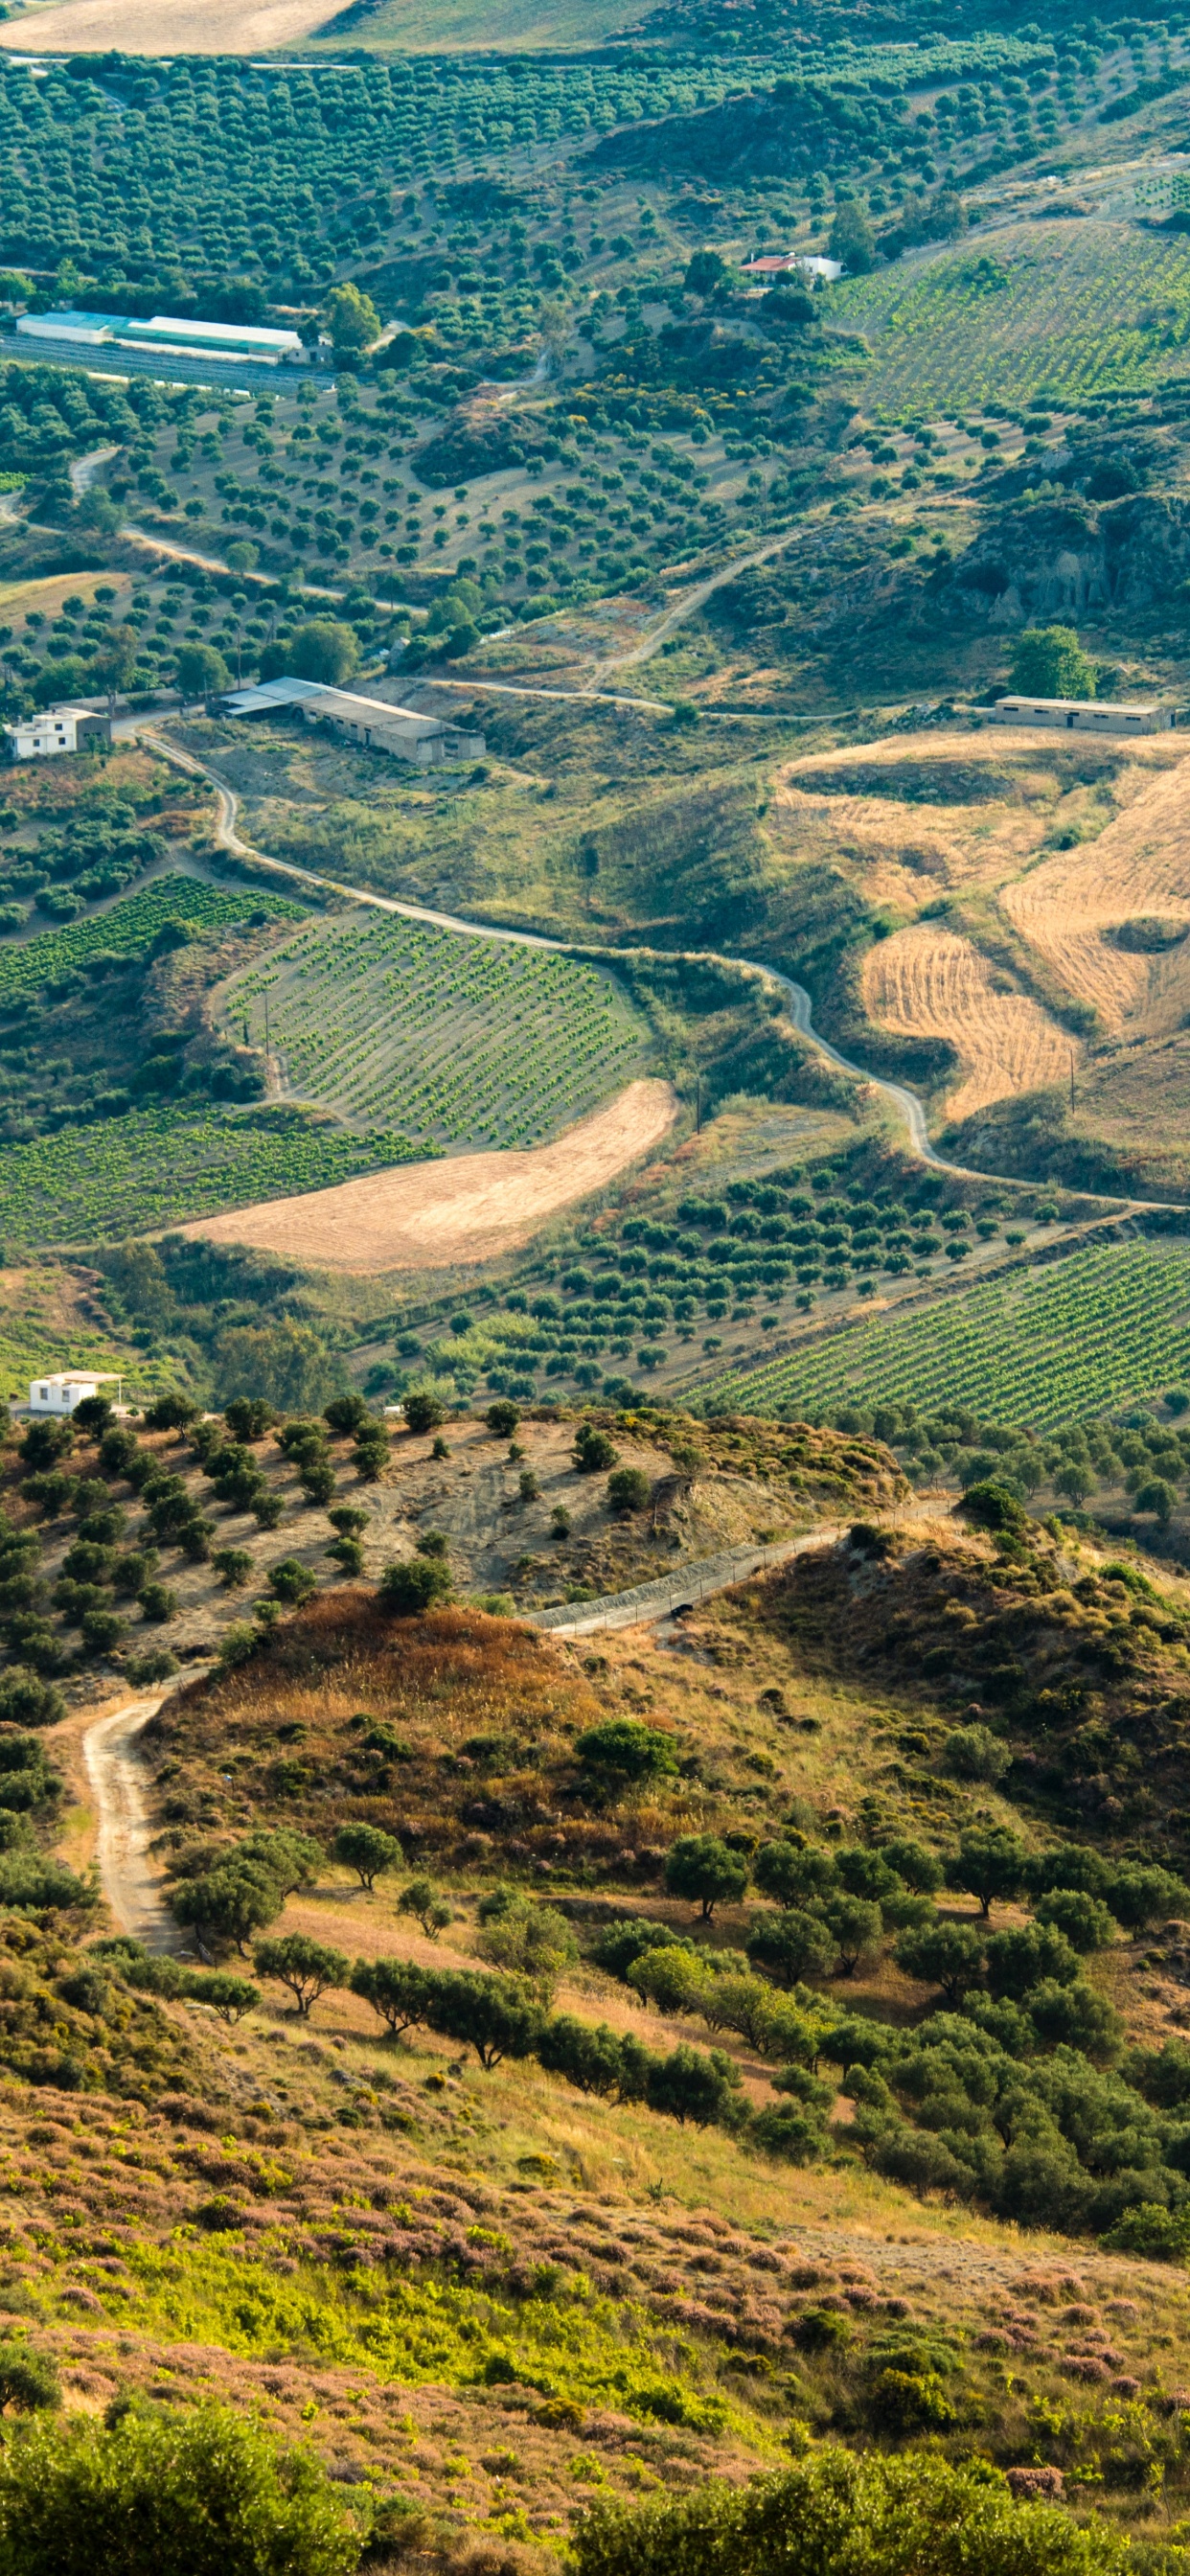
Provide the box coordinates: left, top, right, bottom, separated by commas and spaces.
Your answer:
590, 1825, 1190, 2222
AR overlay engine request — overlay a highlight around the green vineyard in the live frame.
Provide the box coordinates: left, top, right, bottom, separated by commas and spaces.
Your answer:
223, 909, 649, 1148
0, 1104, 425, 1249
835, 220, 1190, 412
699, 1242, 1190, 1430
0, 874, 302, 1006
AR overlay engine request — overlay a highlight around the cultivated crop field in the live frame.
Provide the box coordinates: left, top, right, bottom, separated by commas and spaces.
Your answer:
701, 1239, 1190, 1429
0, 873, 300, 1010
222, 909, 649, 1150
0, 1101, 424, 1251
834, 218, 1190, 411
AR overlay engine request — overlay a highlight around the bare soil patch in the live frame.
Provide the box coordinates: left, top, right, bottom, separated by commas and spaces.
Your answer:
180, 1076, 677, 1274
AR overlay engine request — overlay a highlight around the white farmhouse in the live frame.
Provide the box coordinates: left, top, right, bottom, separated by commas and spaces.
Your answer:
6, 706, 112, 760
28, 1370, 121, 1415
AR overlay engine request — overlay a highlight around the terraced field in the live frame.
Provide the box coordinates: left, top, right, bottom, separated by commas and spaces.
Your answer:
221, 908, 650, 1151
698, 1239, 1190, 1428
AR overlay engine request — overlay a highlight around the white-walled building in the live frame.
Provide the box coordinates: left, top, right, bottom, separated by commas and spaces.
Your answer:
28, 1371, 121, 1415
992, 696, 1174, 735
6, 705, 112, 760
220, 676, 485, 768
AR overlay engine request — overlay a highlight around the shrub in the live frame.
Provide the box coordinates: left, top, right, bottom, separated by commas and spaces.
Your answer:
268, 1558, 317, 1605
591, 1918, 686, 1978
139, 1583, 178, 1624
403, 1391, 446, 1435
576, 1719, 678, 1783
19, 1420, 74, 1472
333, 1823, 402, 1891
574, 1422, 618, 1473
396, 1875, 452, 1937
628, 1945, 713, 2015
212, 1549, 254, 1590
607, 1467, 651, 1516
324, 1394, 371, 1436
477, 1897, 579, 1999
183, 1973, 260, 2026
750, 2101, 828, 2162
0, 2402, 358, 2576
142, 1394, 199, 1433
0, 1670, 64, 1730
125, 1648, 180, 1686
378, 1558, 453, 1615
958, 1480, 1026, 1532
223, 1398, 277, 1441
170, 1862, 284, 1955
664, 1834, 748, 1920
0, 2342, 59, 2413
253, 1934, 349, 2017
944, 1725, 1010, 1784
486, 1401, 520, 1436
570, 2440, 1125, 2576
1033, 1890, 1117, 1953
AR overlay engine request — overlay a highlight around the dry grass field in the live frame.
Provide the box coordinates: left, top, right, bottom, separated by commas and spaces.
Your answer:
0, 0, 643, 53
861, 921, 1077, 1118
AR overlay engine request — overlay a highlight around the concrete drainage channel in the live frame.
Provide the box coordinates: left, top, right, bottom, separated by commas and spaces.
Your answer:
527, 1525, 842, 1638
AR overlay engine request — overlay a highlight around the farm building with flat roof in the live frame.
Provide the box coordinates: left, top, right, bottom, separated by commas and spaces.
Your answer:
220, 676, 484, 768
992, 696, 1174, 734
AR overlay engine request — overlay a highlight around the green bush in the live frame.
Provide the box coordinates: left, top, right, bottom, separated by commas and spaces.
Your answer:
333, 1823, 403, 1891
0, 2402, 358, 2576
378, 1557, 453, 1615
0, 1670, 65, 1730
607, 1467, 651, 1515
570, 2443, 1124, 2576
576, 1720, 679, 1782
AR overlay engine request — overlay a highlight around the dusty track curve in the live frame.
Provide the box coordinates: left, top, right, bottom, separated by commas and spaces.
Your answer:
140, 730, 1186, 1214
82, 1695, 184, 1953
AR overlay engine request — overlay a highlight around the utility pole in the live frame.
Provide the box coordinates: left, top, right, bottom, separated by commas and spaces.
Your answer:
1070, 1049, 1076, 1113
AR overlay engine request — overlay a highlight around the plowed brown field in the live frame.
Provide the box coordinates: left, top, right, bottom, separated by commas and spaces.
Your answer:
180, 1077, 677, 1276
863, 923, 1077, 1118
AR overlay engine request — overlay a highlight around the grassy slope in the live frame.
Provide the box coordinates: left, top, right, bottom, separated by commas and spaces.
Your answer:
27, 1512, 1190, 2539
306, 0, 647, 51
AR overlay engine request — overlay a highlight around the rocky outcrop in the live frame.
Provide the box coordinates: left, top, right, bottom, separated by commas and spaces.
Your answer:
949, 496, 1190, 629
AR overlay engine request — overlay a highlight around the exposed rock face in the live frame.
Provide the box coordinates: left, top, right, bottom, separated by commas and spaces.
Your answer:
950, 497, 1190, 628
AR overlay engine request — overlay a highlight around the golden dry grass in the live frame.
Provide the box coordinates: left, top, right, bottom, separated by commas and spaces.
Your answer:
1001, 745, 1190, 1032
0, 0, 346, 55
861, 921, 1077, 1116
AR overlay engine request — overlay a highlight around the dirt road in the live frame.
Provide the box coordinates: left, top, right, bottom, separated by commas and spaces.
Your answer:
82, 1695, 183, 1954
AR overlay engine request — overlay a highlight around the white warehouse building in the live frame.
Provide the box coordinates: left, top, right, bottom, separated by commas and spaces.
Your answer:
993, 695, 1175, 735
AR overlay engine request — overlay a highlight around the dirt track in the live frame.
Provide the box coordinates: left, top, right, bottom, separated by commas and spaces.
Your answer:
82, 1695, 185, 1954
0, 0, 340, 49
181, 1076, 678, 1275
